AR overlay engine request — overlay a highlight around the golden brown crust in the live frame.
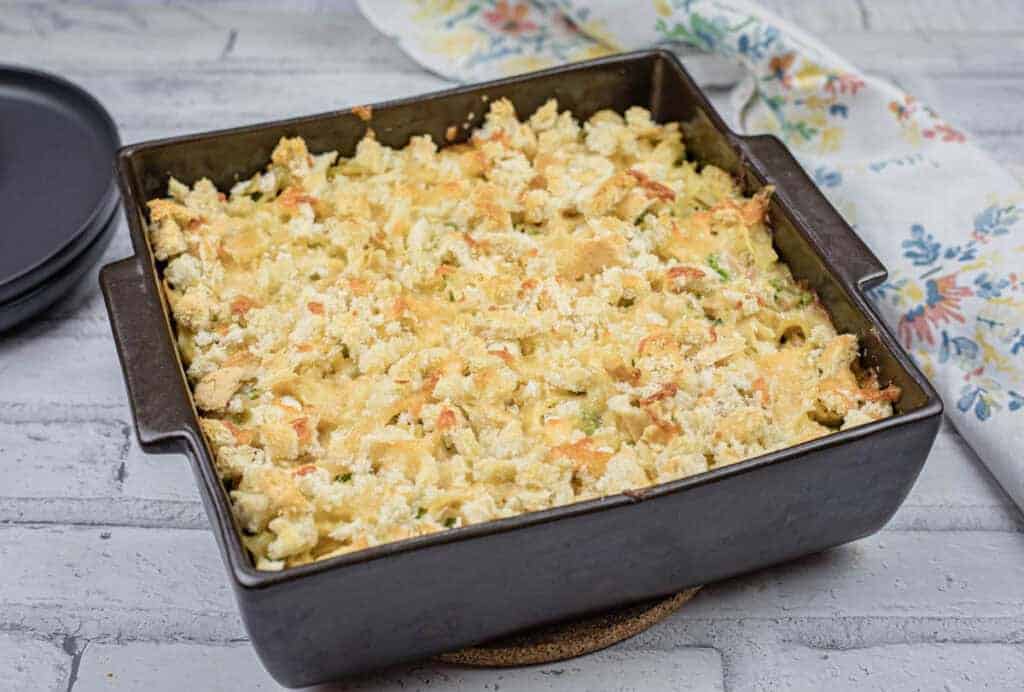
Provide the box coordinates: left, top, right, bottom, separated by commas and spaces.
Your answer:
149, 99, 895, 570
352, 104, 373, 122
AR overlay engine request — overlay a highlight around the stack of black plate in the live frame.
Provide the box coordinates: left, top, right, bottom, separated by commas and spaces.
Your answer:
0, 65, 120, 332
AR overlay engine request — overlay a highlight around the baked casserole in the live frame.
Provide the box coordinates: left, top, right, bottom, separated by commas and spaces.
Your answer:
147, 99, 898, 570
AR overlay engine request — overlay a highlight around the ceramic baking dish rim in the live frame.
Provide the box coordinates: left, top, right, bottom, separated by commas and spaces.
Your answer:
102, 49, 943, 591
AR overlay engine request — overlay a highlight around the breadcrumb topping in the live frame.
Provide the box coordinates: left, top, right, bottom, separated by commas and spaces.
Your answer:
149, 99, 896, 570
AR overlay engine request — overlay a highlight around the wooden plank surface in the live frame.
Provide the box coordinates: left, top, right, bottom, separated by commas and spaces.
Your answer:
1, 1, 1022, 690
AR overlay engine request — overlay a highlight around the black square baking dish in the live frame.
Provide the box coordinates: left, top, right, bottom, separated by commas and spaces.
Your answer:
100, 50, 942, 688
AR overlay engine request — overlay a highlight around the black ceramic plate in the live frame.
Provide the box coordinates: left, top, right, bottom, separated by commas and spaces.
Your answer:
0, 65, 120, 305
0, 207, 117, 333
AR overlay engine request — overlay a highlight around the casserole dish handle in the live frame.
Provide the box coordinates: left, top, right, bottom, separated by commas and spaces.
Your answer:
100, 256, 195, 454
740, 134, 887, 290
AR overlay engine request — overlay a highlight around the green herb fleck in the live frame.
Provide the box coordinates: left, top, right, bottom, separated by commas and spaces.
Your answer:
335, 472, 352, 483
444, 517, 457, 528
341, 344, 350, 359
448, 290, 455, 302
309, 272, 322, 281
617, 296, 635, 308
416, 507, 427, 519
579, 407, 602, 436
249, 191, 262, 202
799, 292, 814, 307
707, 254, 730, 281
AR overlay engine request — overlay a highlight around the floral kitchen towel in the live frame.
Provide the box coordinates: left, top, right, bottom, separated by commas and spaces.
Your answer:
358, 0, 1024, 511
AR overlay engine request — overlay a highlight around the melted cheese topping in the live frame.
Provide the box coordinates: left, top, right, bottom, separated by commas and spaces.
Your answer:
149, 99, 897, 570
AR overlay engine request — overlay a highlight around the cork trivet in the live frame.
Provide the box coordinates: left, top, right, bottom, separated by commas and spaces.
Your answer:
437, 587, 700, 667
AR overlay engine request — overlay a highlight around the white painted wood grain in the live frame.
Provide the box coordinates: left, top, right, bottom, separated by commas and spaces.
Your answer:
73, 643, 725, 692
748, 643, 1024, 692
0, 524, 243, 642
0, 633, 69, 692
862, 0, 1024, 32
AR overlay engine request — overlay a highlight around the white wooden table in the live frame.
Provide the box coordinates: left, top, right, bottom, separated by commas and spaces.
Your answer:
2, 2, 1023, 690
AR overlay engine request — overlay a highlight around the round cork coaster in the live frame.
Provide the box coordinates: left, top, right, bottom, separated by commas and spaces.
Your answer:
437, 587, 701, 667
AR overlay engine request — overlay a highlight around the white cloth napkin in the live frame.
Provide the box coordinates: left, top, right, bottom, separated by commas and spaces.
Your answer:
358, 0, 1024, 512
